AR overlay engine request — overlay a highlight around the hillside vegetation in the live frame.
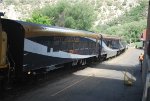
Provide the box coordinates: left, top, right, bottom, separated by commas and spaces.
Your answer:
98, 0, 148, 43
0, 0, 148, 43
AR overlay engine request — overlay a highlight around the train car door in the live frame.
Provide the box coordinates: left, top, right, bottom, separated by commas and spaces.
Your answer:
0, 31, 7, 68
0, 13, 7, 69
1, 19, 25, 82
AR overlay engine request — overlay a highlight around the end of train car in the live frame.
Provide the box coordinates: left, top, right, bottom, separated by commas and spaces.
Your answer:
102, 34, 126, 56
100, 39, 117, 59
0, 13, 9, 80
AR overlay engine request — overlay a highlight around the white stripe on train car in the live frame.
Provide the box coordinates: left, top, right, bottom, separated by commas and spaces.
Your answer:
24, 39, 96, 59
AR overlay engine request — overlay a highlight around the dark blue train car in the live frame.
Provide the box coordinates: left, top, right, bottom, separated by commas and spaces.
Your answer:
0, 18, 102, 80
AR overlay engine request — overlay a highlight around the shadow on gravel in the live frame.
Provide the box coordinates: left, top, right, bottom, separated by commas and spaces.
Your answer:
0, 65, 87, 101
13, 76, 143, 101
89, 61, 141, 75
0, 62, 143, 101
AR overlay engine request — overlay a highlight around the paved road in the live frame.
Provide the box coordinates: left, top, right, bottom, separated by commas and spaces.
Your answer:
8, 48, 144, 101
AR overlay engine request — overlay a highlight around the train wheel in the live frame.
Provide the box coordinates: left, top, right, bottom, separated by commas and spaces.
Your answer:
81, 59, 86, 66
84, 59, 86, 65
82, 59, 85, 66
72, 60, 78, 67
97, 56, 101, 62
64, 62, 72, 68
80, 60, 83, 65
77, 59, 82, 67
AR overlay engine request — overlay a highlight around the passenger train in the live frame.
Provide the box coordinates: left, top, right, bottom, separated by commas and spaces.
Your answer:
0, 14, 126, 89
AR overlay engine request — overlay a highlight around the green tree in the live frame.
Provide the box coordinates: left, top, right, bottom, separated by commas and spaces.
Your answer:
66, 2, 96, 30
35, 0, 96, 31
26, 13, 52, 25
104, 20, 146, 43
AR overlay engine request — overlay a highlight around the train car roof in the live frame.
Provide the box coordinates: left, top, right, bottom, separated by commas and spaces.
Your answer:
2, 19, 101, 39
101, 34, 121, 40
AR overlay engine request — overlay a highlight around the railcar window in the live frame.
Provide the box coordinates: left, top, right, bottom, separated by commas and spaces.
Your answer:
61, 41, 67, 51
54, 40, 59, 46
29, 37, 56, 52
74, 42, 79, 50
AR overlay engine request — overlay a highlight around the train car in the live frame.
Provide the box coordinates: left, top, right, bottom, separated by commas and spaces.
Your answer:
102, 34, 125, 55
0, 18, 102, 83
100, 40, 117, 59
